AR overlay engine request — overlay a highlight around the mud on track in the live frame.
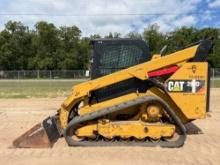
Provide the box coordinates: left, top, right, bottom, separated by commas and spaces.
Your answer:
0, 89, 220, 165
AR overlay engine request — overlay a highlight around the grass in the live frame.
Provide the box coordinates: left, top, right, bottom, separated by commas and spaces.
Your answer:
0, 79, 86, 98
0, 79, 219, 98
211, 79, 220, 88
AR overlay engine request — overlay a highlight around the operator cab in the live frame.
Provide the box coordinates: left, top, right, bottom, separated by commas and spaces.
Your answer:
89, 39, 152, 102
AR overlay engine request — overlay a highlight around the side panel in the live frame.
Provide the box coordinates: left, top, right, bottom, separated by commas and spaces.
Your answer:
166, 62, 208, 119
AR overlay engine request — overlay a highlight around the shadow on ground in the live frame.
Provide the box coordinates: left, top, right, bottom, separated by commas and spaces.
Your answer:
185, 123, 202, 135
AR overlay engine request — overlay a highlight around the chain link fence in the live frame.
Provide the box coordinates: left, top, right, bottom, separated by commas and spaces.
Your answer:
0, 70, 88, 79
211, 68, 220, 79
211, 68, 220, 88
0, 69, 220, 80
0, 68, 219, 85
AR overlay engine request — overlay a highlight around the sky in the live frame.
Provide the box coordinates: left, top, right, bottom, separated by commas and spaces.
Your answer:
0, 0, 220, 36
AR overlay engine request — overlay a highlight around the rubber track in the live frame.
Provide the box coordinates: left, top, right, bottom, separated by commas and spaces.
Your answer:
64, 96, 186, 148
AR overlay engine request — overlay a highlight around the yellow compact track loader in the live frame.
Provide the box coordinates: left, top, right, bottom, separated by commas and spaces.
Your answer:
13, 38, 213, 148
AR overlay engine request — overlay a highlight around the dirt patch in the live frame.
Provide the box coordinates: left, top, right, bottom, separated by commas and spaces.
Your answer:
0, 89, 220, 165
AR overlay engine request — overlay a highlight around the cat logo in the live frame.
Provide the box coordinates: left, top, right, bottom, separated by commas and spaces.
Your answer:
167, 81, 185, 92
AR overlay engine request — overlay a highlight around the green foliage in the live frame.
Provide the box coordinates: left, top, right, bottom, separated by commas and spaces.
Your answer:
143, 24, 167, 54
126, 32, 142, 39
0, 21, 33, 70
0, 21, 90, 70
0, 21, 220, 70
89, 34, 101, 39
104, 32, 121, 38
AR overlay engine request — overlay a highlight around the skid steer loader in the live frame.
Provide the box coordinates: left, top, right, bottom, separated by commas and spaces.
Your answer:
13, 38, 213, 148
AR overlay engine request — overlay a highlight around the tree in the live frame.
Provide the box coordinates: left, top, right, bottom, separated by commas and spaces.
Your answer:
126, 32, 142, 39
166, 27, 199, 52
0, 20, 220, 70
142, 24, 167, 54
104, 32, 121, 38
78, 38, 91, 69
0, 21, 33, 70
89, 34, 101, 39
31, 21, 60, 69
58, 26, 90, 70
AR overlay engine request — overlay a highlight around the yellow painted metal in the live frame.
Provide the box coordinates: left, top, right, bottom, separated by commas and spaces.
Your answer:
166, 62, 208, 119
76, 120, 175, 140
79, 92, 145, 116
75, 124, 97, 137
151, 54, 161, 60
59, 45, 199, 128
148, 87, 189, 123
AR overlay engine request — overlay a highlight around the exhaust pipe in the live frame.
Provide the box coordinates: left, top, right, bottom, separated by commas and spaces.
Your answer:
13, 116, 61, 148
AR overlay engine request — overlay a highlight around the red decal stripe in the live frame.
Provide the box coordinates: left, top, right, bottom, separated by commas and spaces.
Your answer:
148, 66, 179, 78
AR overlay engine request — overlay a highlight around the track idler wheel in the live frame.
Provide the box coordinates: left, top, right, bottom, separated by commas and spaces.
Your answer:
13, 116, 61, 148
